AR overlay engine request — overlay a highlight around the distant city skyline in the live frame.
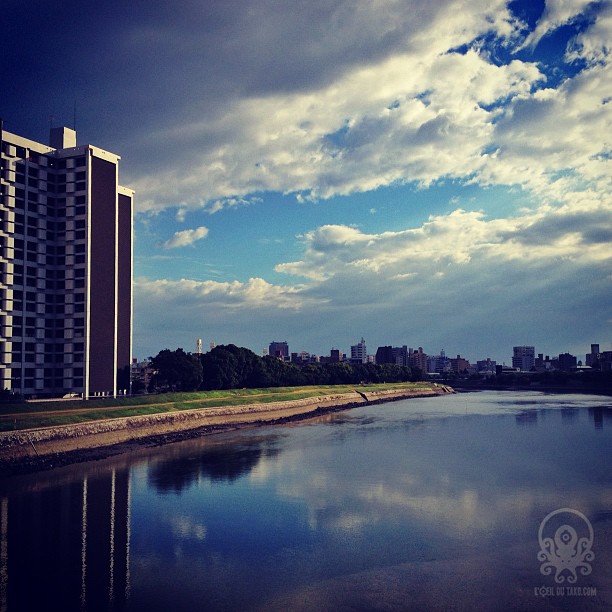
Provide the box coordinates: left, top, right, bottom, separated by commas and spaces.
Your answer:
3, 1, 610, 363
187, 336, 608, 370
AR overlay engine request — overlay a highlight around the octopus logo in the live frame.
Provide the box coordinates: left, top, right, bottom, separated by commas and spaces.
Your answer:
537, 508, 595, 584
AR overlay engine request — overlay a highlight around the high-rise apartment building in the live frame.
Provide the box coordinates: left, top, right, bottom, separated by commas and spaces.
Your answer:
407, 347, 428, 372
0, 121, 133, 398
512, 346, 535, 371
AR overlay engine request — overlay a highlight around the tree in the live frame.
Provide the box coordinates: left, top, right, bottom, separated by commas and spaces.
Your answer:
150, 348, 203, 391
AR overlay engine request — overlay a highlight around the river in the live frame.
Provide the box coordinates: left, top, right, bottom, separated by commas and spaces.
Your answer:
1, 391, 611, 611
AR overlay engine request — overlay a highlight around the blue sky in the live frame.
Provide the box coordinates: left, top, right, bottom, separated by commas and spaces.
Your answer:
2, 0, 610, 363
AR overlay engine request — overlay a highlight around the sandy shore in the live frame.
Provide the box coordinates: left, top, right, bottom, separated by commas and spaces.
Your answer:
0, 386, 453, 475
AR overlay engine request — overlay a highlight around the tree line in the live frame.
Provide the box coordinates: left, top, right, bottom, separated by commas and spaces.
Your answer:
146, 344, 423, 392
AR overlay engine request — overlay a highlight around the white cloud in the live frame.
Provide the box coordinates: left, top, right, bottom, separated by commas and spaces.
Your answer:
131, 18, 607, 228
204, 196, 262, 215
116, 0, 611, 361
134, 198, 612, 361
519, 0, 596, 50
136, 276, 317, 310
276, 201, 612, 283
162, 226, 209, 249
128, 0, 539, 212
566, 1, 612, 64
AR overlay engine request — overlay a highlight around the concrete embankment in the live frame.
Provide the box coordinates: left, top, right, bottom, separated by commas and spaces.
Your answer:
0, 385, 453, 473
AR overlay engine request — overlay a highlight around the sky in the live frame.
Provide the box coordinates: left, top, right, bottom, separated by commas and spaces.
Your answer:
2, 0, 610, 364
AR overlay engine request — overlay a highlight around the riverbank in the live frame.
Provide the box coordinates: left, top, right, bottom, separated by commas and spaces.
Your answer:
0, 385, 453, 475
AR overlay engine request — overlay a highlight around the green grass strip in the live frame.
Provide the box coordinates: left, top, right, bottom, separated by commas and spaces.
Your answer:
0, 382, 435, 432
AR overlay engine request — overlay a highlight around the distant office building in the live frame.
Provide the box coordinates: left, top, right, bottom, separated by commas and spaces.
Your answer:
476, 358, 496, 374
512, 346, 535, 371
291, 351, 314, 364
392, 345, 409, 366
586, 344, 601, 368
586, 343, 612, 371
557, 353, 577, 371
0, 122, 133, 398
350, 337, 367, 364
408, 347, 428, 372
375, 346, 394, 365
320, 348, 342, 364
269, 341, 289, 360
428, 350, 451, 374
450, 355, 470, 373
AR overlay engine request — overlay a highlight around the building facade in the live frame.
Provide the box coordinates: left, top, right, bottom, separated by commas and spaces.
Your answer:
450, 354, 470, 374
512, 346, 535, 372
407, 347, 428, 372
350, 337, 367, 363
269, 341, 289, 360
0, 122, 133, 398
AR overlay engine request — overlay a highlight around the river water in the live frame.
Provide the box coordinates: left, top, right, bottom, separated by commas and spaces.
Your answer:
1, 391, 611, 611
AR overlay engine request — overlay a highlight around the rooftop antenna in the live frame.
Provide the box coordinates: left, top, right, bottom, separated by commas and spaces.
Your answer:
73, 100, 77, 132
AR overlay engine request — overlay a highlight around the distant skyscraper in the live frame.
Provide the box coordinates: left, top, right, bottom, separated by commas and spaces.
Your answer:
269, 341, 289, 360
0, 121, 133, 398
586, 344, 601, 367
512, 346, 535, 371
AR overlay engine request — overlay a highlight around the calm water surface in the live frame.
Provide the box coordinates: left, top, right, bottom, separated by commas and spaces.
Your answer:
1, 391, 611, 611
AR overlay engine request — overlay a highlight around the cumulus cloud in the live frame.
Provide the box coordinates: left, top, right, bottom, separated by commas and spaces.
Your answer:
275, 202, 612, 284
126, 1, 607, 227
135, 195, 612, 360
162, 226, 209, 249
567, 1, 612, 65
48, 0, 603, 361
126, 0, 536, 211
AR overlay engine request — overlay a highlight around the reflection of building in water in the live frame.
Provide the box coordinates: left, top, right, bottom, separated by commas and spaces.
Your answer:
1, 468, 130, 612
1, 498, 7, 612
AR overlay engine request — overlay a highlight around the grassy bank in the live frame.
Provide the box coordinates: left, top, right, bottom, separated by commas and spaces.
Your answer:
0, 382, 433, 432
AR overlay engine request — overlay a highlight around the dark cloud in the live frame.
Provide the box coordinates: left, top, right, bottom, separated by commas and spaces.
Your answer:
2, 0, 438, 144
503, 210, 612, 245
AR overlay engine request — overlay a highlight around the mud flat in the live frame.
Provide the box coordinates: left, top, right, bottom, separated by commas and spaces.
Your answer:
0, 385, 453, 475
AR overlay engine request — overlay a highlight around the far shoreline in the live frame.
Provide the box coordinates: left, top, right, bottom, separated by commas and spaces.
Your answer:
0, 385, 453, 477
448, 380, 612, 396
